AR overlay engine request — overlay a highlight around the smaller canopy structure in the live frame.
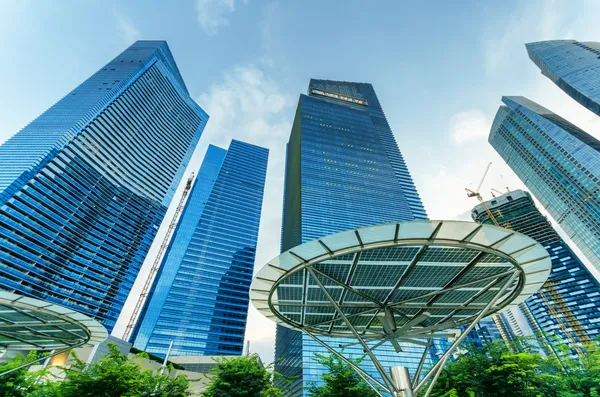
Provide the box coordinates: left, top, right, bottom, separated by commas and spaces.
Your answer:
251, 220, 551, 397
0, 290, 107, 376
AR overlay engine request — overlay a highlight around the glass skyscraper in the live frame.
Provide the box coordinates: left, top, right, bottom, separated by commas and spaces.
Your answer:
489, 96, 600, 270
132, 140, 268, 357
527, 40, 600, 117
0, 41, 207, 332
276, 79, 428, 396
472, 190, 600, 350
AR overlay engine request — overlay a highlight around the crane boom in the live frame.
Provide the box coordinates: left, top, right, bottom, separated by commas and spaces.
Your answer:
475, 162, 492, 193
122, 173, 195, 341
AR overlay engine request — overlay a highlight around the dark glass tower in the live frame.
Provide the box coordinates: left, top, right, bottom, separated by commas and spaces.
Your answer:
527, 40, 600, 117
0, 41, 207, 332
472, 190, 600, 350
132, 140, 268, 357
276, 79, 428, 396
489, 96, 600, 271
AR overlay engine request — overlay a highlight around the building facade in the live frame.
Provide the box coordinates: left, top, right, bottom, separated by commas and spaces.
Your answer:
527, 40, 600, 117
0, 41, 207, 332
489, 96, 600, 270
276, 79, 428, 396
132, 140, 268, 357
472, 190, 600, 351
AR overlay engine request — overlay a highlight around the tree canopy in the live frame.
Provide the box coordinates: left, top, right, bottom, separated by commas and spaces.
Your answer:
306, 353, 379, 397
201, 354, 283, 397
0, 343, 191, 397
0, 351, 46, 397
424, 338, 600, 397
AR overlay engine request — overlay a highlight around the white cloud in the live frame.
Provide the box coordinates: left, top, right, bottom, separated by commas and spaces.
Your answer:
115, 13, 141, 45
450, 109, 491, 144
196, 0, 242, 36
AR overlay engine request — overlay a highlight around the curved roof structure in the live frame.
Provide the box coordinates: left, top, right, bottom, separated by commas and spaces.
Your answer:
251, 220, 551, 339
0, 291, 107, 351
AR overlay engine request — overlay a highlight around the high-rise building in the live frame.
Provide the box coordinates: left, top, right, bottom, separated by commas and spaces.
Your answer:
489, 96, 600, 270
476, 316, 515, 344
0, 41, 207, 332
276, 79, 428, 396
527, 40, 600, 117
472, 190, 600, 350
132, 140, 268, 357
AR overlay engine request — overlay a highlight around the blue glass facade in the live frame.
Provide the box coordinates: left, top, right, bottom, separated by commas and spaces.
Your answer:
0, 41, 206, 332
472, 190, 600, 350
276, 80, 428, 396
527, 40, 600, 117
132, 140, 268, 357
489, 96, 600, 271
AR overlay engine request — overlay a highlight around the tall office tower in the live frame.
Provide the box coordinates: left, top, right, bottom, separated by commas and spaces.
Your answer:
0, 41, 207, 332
489, 96, 600, 269
472, 190, 600, 350
132, 140, 268, 357
527, 40, 600, 117
276, 79, 428, 396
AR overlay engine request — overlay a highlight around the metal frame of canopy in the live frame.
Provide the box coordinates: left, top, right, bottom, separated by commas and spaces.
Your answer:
251, 221, 551, 396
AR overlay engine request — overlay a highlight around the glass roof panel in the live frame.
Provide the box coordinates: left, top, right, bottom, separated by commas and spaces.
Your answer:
0, 291, 107, 351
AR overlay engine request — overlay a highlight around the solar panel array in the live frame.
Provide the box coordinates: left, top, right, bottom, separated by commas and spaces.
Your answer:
251, 221, 552, 338
276, 245, 516, 335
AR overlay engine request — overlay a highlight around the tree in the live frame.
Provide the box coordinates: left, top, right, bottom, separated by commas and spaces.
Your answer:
424, 337, 600, 397
0, 351, 51, 397
306, 353, 379, 397
1, 343, 192, 397
201, 354, 283, 397
55, 344, 191, 397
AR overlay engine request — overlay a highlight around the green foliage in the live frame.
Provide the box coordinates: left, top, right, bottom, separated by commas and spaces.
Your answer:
56, 344, 190, 397
442, 389, 459, 397
201, 354, 283, 397
0, 351, 52, 397
0, 343, 191, 397
424, 337, 600, 397
306, 353, 379, 397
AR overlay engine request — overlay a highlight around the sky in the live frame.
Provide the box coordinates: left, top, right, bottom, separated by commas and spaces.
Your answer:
1, 0, 600, 364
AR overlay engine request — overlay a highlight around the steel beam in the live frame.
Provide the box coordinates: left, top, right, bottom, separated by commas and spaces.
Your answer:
307, 267, 397, 393
304, 329, 387, 395
413, 271, 519, 393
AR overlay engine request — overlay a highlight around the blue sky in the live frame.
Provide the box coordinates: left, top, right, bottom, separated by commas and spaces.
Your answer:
1, 0, 600, 363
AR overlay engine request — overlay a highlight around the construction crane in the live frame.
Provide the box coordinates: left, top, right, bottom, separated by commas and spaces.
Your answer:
465, 164, 584, 358
464, 162, 515, 349
122, 173, 195, 342
491, 188, 504, 197
466, 162, 500, 227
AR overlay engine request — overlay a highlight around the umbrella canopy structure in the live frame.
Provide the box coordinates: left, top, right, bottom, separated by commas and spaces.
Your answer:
0, 290, 107, 376
251, 220, 551, 397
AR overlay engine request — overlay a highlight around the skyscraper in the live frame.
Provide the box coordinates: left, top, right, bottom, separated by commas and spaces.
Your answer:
276, 79, 428, 395
527, 40, 600, 117
0, 41, 207, 332
132, 140, 268, 357
489, 96, 600, 270
472, 190, 600, 350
